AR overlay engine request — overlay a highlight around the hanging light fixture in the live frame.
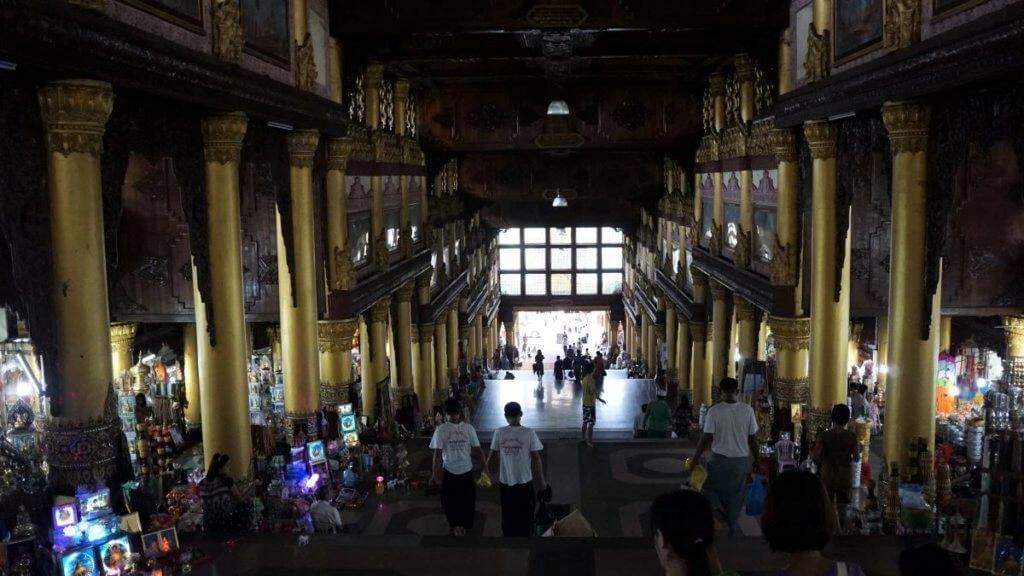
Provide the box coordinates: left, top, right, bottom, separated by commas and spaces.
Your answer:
547, 99, 570, 116
552, 188, 568, 207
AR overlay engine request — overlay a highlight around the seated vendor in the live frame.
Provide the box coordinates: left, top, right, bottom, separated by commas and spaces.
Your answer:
199, 453, 252, 532
310, 487, 343, 533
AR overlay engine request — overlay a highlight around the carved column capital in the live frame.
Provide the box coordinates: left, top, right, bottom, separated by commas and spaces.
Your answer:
688, 321, 708, 343
37, 79, 114, 157
770, 128, 797, 163
1004, 316, 1024, 341
371, 298, 390, 322
691, 268, 709, 292
287, 129, 320, 168
326, 138, 353, 171
201, 112, 248, 164
395, 281, 416, 303
708, 73, 726, 97
734, 298, 760, 322
768, 315, 811, 350
882, 102, 930, 155
708, 280, 729, 302
110, 323, 138, 354
733, 53, 754, 83
416, 269, 433, 290
318, 319, 357, 353
419, 323, 435, 343
803, 120, 837, 159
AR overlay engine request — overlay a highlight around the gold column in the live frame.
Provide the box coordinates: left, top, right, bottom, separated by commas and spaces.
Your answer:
319, 318, 356, 410
182, 324, 201, 429
419, 323, 436, 414
882, 102, 939, 468
675, 312, 691, 398
728, 306, 739, 379
328, 38, 343, 104
778, 29, 793, 96
394, 282, 416, 394
769, 316, 811, 410
735, 298, 761, 380
278, 130, 322, 437
665, 305, 678, 381
110, 323, 137, 388
709, 281, 730, 389
434, 320, 449, 390
474, 314, 484, 365
359, 315, 373, 418
735, 53, 755, 124
689, 321, 710, 407
1004, 317, 1024, 387
192, 112, 252, 473
876, 316, 890, 393
709, 73, 726, 133
38, 80, 119, 490
804, 120, 850, 438
366, 299, 391, 423
447, 307, 459, 379
326, 138, 355, 293
410, 325, 422, 405
770, 128, 803, 314
939, 316, 952, 354
270, 326, 283, 373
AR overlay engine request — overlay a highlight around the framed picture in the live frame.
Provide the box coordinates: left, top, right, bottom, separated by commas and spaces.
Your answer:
793, 3, 814, 82
932, 0, 986, 20
119, 0, 204, 32
833, 0, 884, 62
142, 527, 179, 558
242, 0, 291, 67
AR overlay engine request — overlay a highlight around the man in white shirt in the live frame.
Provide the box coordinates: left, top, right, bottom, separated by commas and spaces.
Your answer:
309, 487, 343, 533
687, 377, 759, 536
484, 401, 548, 536
430, 399, 485, 536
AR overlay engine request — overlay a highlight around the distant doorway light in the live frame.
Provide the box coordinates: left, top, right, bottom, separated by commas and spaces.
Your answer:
547, 99, 570, 116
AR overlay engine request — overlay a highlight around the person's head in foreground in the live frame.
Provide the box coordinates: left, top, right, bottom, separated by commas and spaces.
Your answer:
719, 377, 739, 401
762, 470, 855, 573
650, 490, 717, 576
504, 401, 523, 425
206, 453, 231, 480
445, 398, 463, 423
831, 403, 851, 428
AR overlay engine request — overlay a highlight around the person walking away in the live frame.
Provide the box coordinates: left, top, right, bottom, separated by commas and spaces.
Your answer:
687, 377, 758, 536
644, 388, 672, 438
850, 384, 868, 421
553, 356, 564, 383
533, 350, 545, 380
430, 399, 486, 536
581, 363, 605, 446
593, 351, 607, 391
651, 490, 740, 576
761, 470, 865, 576
673, 395, 693, 438
310, 487, 343, 533
811, 404, 860, 521
484, 402, 547, 536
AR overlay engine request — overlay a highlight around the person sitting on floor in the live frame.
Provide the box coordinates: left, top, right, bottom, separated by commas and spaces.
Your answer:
309, 487, 343, 533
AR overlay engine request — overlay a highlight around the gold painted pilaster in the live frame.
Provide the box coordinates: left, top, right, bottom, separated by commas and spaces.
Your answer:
882, 102, 938, 468
665, 306, 678, 376
395, 282, 415, 390
778, 28, 793, 95
434, 320, 449, 391
804, 120, 850, 434
689, 321, 711, 407
418, 323, 436, 414
676, 313, 691, 397
939, 316, 952, 354
709, 73, 726, 133
182, 324, 201, 429
709, 281, 730, 388
358, 315, 373, 419
876, 315, 890, 394
193, 111, 252, 473
279, 130, 322, 437
735, 298, 761, 377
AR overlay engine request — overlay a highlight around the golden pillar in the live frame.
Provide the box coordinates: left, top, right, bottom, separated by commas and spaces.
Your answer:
326, 138, 356, 293
804, 120, 850, 438
882, 102, 940, 467
728, 306, 739, 379
319, 319, 356, 408
1004, 317, 1024, 387
364, 299, 391, 423
665, 305, 678, 381
675, 312, 691, 398
182, 323, 201, 429
328, 38, 343, 104
709, 281, 730, 389
110, 323, 137, 389
447, 307, 459, 379
419, 323, 436, 414
939, 316, 953, 354
735, 298, 761, 380
394, 282, 415, 392
434, 320, 449, 390
191, 112, 252, 473
689, 321, 711, 407
769, 316, 811, 410
38, 80, 120, 490
770, 128, 803, 315
278, 130, 322, 437
359, 316, 373, 418
410, 325, 422, 405
778, 29, 793, 96
709, 73, 726, 133
876, 316, 890, 393
474, 314, 484, 365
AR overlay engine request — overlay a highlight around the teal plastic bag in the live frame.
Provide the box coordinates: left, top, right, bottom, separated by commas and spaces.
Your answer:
745, 475, 766, 516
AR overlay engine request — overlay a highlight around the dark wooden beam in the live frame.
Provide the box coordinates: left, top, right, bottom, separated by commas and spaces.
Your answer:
775, 4, 1024, 127
3, 0, 349, 135
328, 250, 432, 318
461, 278, 491, 325
655, 269, 696, 321
691, 249, 773, 313
422, 269, 469, 322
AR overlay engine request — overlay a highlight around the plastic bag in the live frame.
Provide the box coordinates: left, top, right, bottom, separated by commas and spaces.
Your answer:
685, 458, 708, 491
745, 474, 766, 516
476, 471, 492, 488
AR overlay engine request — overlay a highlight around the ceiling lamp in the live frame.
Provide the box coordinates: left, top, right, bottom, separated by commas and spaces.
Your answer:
552, 189, 568, 207
547, 99, 570, 116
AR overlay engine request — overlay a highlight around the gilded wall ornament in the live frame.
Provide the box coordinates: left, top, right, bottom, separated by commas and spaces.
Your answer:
773, 377, 810, 406
753, 66, 774, 116
109, 323, 138, 354
701, 87, 714, 135
400, 224, 414, 257
373, 231, 390, 272
326, 138, 353, 172
212, 0, 243, 64
348, 73, 366, 124
294, 34, 319, 92
735, 227, 752, 268
804, 23, 831, 82
709, 221, 723, 257
724, 73, 741, 128
884, 0, 921, 50
37, 80, 114, 157
882, 102, 929, 155
769, 128, 797, 163
771, 235, 799, 286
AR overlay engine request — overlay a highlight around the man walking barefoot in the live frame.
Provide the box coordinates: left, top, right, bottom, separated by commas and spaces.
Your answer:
580, 363, 605, 446
430, 399, 486, 536
485, 402, 548, 536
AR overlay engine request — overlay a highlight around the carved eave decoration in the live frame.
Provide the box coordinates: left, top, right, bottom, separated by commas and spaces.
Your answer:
346, 125, 374, 162
372, 130, 402, 163
401, 138, 426, 166
748, 119, 774, 158
696, 134, 720, 163
720, 125, 749, 159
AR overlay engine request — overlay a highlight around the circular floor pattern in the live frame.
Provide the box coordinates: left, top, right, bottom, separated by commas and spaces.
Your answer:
641, 457, 687, 475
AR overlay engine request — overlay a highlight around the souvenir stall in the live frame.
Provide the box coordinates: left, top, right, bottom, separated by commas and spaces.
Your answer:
247, 348, 275, 426
0, 338, 46, 456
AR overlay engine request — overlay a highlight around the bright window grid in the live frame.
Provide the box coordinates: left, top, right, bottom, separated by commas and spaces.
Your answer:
496, 227, 624, 295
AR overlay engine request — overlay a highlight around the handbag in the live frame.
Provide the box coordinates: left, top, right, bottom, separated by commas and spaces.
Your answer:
745, 474, 766, 516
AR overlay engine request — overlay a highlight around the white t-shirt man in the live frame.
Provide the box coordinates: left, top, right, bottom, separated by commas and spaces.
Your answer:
310, 499, 342, 532
490, 425, 544, 485
429, 421, 481, 475
702, 401, 758, 458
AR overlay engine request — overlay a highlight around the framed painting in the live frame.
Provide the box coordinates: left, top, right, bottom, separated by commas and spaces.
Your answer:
793, 3, 813, 82
833, 0, 884, 62
241, 0, 291, 67
119, 0, 204, 33
932, 0, 986, 20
